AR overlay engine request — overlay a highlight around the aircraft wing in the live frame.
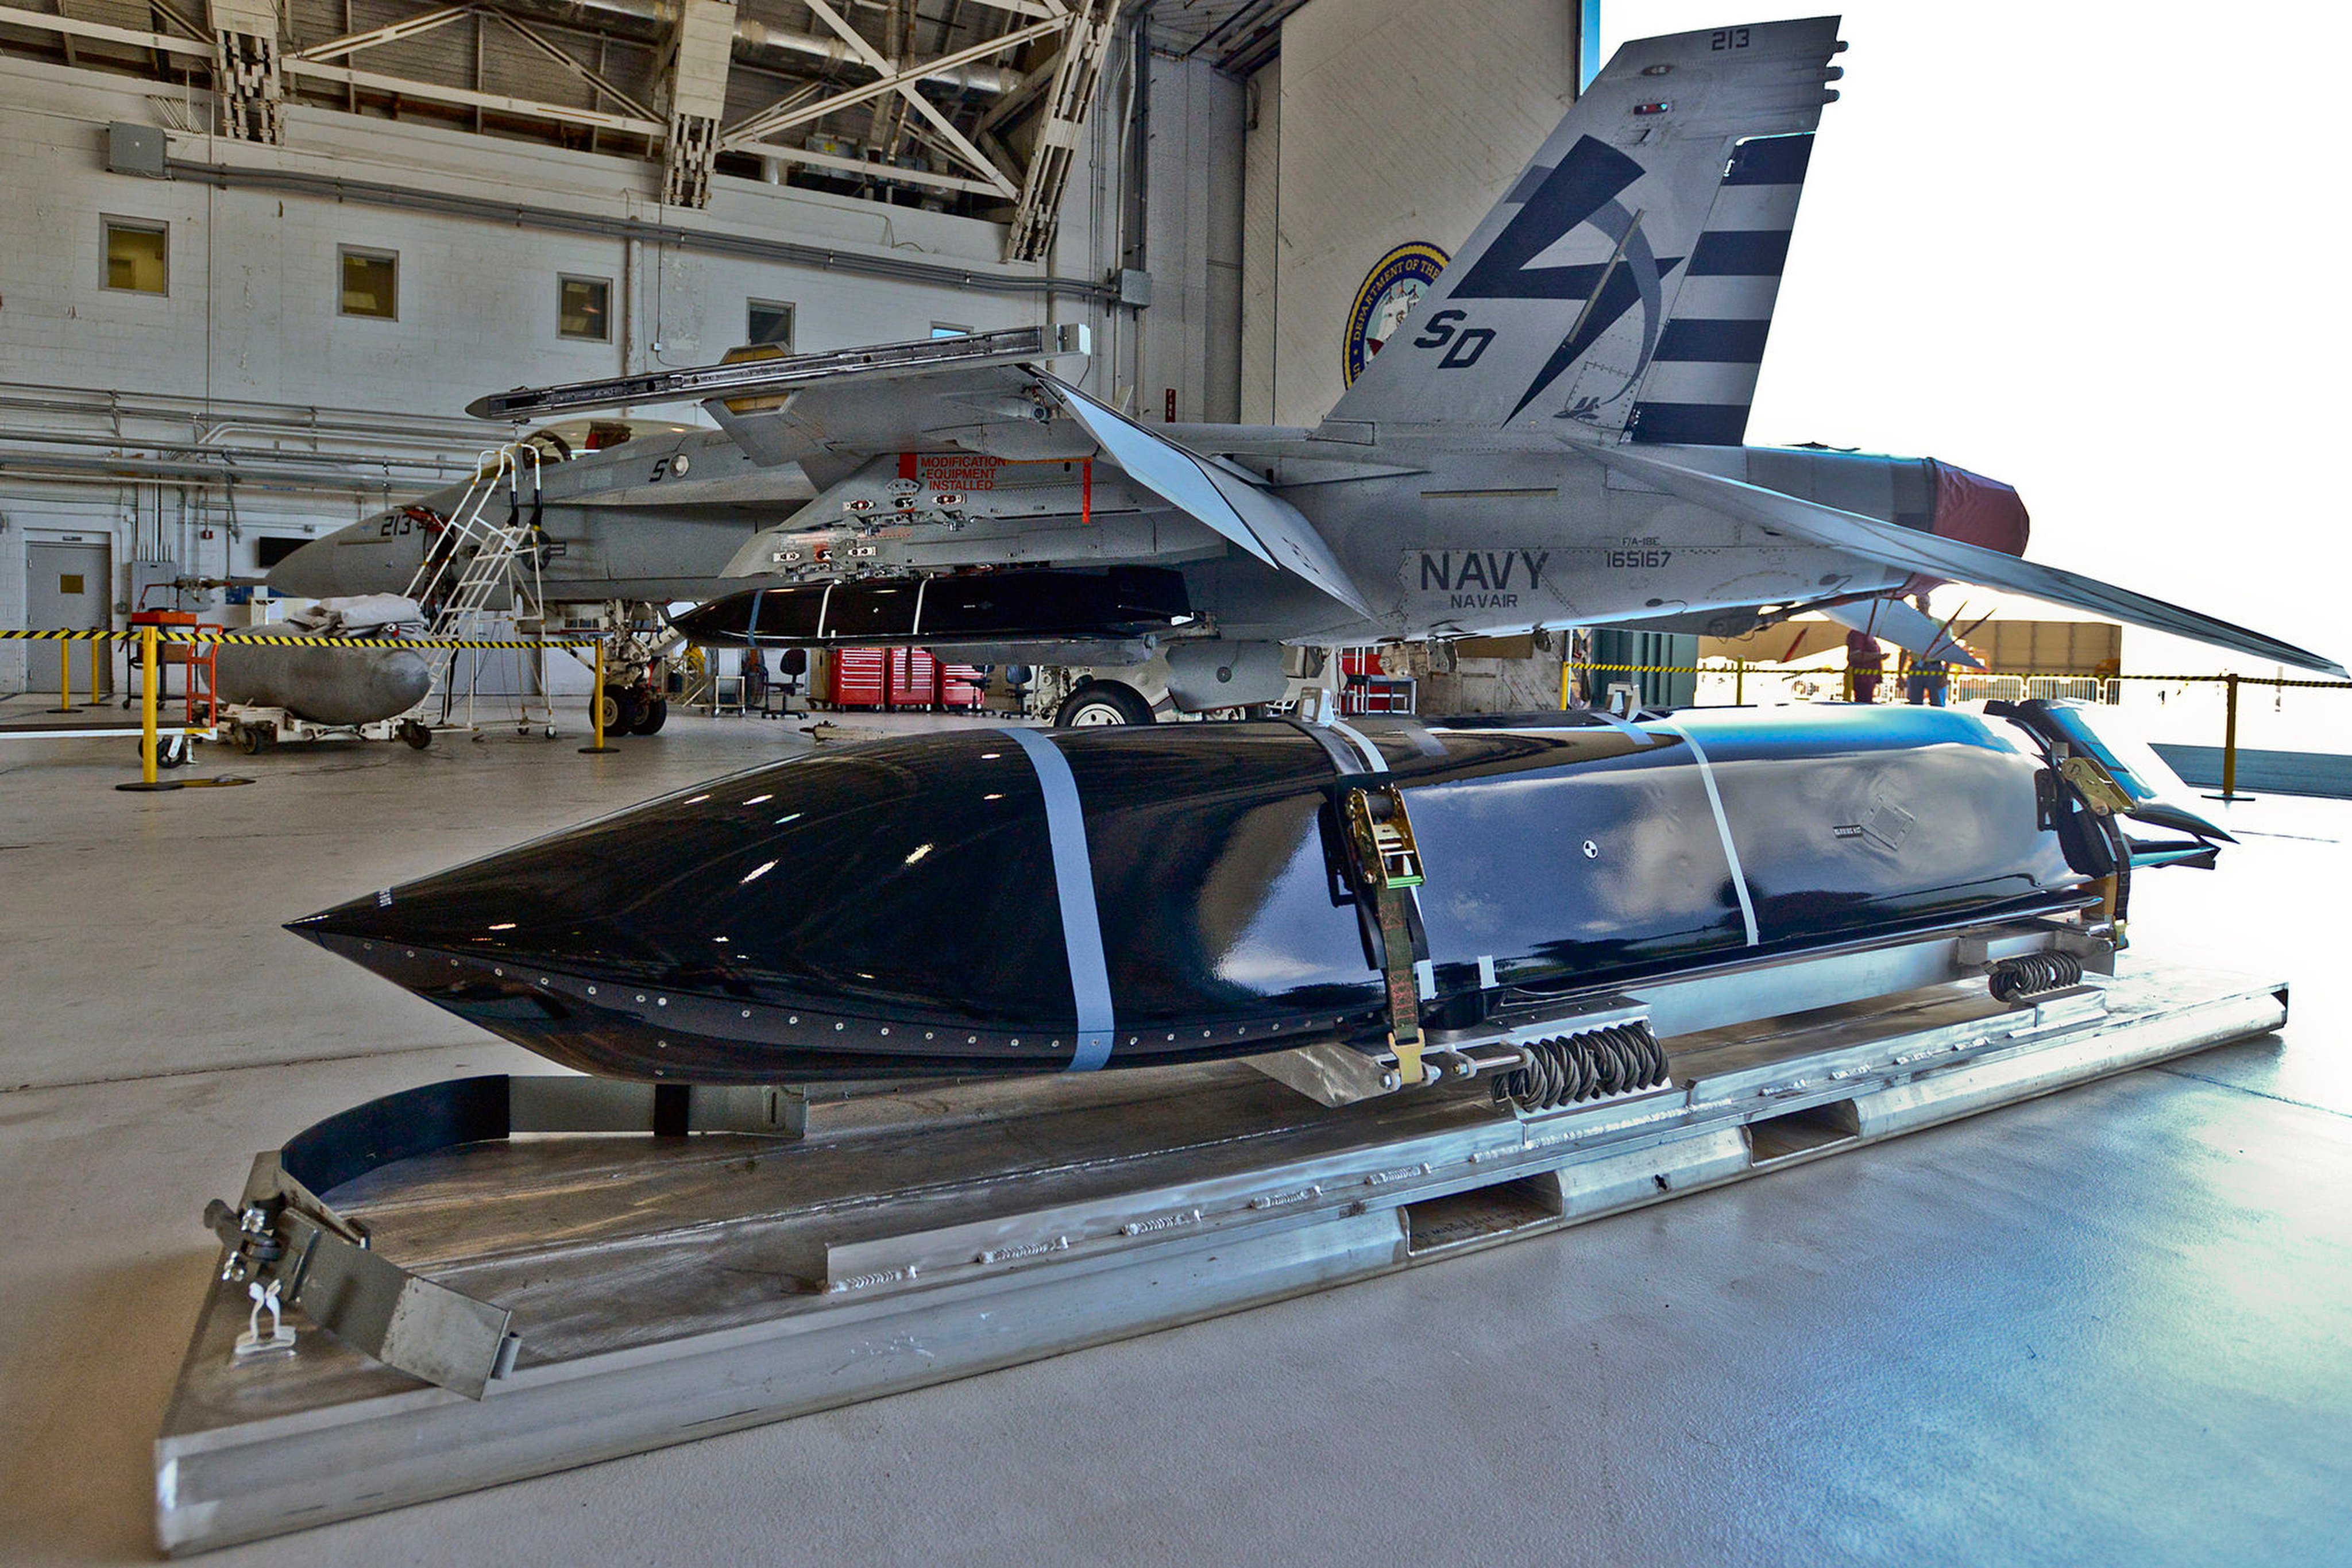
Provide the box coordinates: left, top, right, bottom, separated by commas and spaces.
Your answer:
469, 325, 1373, 619
1037, 375, 1371, 617
1590, 445, 2347, 677
466, 325, 1090, 423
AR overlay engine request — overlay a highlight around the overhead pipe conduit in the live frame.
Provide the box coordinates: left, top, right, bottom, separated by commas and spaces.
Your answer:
163, 157, 1118, 302
0, 383, 488, 453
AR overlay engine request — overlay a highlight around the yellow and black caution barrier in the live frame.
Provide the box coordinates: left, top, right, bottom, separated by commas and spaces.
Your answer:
119, 623, 183, 793
0, 629, 601, 650
2, 627, 613, 791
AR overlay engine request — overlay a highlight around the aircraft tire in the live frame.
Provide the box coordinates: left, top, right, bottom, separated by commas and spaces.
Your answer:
629, 697, 669, 736
601, 687, 650, 735
1053, 681, 1154, 728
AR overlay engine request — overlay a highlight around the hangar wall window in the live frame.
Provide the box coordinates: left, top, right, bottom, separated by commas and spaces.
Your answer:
747, 299, 794, 350
338, 246, 399, 320
559, 275, 612, 341
103, 219, 168, 295
930, 323, 970, 338
255, 537, 309, 569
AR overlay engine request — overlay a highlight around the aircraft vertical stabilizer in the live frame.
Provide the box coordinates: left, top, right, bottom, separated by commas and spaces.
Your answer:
1324, 17, 1843, 438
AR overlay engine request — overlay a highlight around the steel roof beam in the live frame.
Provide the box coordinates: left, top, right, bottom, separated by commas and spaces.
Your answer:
292, 5, 472, 63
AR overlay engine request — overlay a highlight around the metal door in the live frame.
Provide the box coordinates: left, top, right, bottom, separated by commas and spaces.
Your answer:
25, 542, 113, 696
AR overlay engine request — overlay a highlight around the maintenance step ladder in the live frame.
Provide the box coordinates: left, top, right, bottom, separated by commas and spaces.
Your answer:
403, 445, 557, 736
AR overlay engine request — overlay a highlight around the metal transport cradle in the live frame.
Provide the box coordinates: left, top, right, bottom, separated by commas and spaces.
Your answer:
156, 925, 2285, 1554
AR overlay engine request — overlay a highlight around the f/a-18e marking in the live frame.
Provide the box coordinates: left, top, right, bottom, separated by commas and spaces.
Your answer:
271, 16, 2342, 709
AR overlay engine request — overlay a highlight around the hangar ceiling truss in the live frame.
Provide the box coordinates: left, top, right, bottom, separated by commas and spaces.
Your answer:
0, 0, 1130, 257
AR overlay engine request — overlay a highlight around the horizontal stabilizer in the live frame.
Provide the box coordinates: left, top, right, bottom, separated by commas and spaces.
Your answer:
466, 325, 1089, 422
1592, 446, 2346, 678
1040, 375, 1373, 617
1813, 597, 1985, 670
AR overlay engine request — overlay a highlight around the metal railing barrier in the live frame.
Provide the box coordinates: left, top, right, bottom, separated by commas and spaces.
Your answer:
1563, 659, 2352, 805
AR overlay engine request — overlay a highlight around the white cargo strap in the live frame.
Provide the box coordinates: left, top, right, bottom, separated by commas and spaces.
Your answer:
1651, 719, 1760, 946
999, 728, 1117, 1070
1324, 717, 1388, 774
1586, 708, 1658, 747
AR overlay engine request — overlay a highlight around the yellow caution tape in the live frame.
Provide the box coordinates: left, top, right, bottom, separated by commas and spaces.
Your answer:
0, 629, 603, 650
1567, 662, 2352, 691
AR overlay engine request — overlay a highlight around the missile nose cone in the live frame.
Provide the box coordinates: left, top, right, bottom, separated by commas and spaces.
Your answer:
287, 885, 526, 968
667, 594, 747, 647
285, 733, 1126, 1080
290, 724, 1388, 1082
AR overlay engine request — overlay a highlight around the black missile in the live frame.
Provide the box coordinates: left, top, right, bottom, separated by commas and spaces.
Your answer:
290, 705, 2199, 1085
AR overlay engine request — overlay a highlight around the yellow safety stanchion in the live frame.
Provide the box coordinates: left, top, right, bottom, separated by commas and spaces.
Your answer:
2208, 671, 2247, 804
117, 624, 181, 793
46, 640, 77, 714
90, 638, 101, 708
579, 639, 619, 754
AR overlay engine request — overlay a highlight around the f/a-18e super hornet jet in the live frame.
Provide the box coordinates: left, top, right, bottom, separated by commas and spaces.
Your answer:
269, 15, 2343, 718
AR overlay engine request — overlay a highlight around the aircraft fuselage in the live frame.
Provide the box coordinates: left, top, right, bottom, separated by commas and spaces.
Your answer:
269, 424, 1982, 656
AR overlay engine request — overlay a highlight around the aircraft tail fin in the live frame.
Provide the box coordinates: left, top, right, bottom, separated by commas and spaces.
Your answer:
1324, 17, 1844, 438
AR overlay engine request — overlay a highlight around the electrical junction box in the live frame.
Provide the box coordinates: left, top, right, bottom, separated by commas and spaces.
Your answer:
1115, 269, 1153, 308
106, 122, 168, 179
131, 559, 186, 611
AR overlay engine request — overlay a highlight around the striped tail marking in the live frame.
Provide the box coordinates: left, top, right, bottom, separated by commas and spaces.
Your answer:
1627, 131, 1814, 446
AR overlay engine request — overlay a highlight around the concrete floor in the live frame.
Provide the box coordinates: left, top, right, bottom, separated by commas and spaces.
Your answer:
1, 700, 2346, 1566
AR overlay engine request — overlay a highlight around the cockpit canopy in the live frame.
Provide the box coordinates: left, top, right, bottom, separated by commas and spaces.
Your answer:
519, 418, 697, 464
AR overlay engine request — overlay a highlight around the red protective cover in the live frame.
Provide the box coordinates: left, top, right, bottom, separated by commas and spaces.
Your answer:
1930, 461, 2031, 558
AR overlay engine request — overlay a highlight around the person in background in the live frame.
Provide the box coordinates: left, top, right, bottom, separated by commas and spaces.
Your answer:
1845, 627, 1884, 703
1903, 594, 1949, 705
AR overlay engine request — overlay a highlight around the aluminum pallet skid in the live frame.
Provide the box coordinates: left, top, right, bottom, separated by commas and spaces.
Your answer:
155, 959, 2286, 1555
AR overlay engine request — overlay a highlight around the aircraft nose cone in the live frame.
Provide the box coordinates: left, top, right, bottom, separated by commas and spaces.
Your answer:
264, 533, 346, 598
667, 594, 749, 646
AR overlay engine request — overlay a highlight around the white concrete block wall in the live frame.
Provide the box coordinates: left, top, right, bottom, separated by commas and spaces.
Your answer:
1137, 54, 1245, 426
1239, 58, 1280, 426
1262, 0, 1581, 427
0, 52, 1162, 691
